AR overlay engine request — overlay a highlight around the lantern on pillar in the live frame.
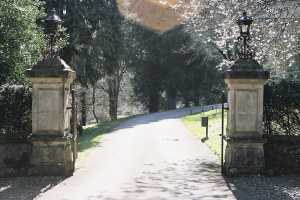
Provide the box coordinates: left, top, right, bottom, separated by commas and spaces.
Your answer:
26, 8, 76, 176
237, 11, 253, 37
236, 11, 254, 59
222, 10, 270, 177
44, 8, 62, 57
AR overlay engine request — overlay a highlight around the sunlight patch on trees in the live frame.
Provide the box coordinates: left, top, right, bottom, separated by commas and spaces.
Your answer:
117, 0, 190, 32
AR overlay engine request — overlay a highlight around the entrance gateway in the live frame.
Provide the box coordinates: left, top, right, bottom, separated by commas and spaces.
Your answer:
24, 11, 270, 177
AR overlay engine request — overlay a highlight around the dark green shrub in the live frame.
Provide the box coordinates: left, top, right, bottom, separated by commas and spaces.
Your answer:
0, 84, 32, 142
264, 80, 300, 136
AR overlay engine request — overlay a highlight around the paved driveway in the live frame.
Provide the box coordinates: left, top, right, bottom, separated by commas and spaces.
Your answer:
32, 107, 234, 200
0, 107, 299, 200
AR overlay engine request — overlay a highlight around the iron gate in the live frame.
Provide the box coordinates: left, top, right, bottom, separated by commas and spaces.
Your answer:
67, 87, 78, 169
220, 93, 228, 174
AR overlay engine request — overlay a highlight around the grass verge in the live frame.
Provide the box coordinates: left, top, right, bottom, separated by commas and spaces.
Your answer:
182, 109, 227, 157
78, 118, 127, 160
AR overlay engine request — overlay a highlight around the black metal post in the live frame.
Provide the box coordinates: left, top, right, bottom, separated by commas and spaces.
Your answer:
71, 86, 78, 166
206, 126, 208, 139
71, 87, 75, 134
221, 100, 225, 174
49, 34, 54, 58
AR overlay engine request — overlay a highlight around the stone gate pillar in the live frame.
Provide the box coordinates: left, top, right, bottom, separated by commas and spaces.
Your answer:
224, 58, 269, 176
26, 57, 76, 176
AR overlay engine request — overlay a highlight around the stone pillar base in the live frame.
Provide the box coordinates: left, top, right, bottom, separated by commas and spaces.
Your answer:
28, 136, 74, 177
224, 138, 266, 176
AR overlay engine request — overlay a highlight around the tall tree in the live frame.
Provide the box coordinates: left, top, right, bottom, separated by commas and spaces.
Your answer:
131, 28, 166, 113
160, 25, 189, 109
47, 0, 141, 120
131, 24, 224, 111
93, 1, 141, 120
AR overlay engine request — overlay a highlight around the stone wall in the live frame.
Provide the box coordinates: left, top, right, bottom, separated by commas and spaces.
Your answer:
264, 135, 300, 175
0, 143, 32, 177
0, 141, 75, 177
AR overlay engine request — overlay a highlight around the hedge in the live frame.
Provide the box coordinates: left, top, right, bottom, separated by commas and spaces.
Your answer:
0, 84, 32, 142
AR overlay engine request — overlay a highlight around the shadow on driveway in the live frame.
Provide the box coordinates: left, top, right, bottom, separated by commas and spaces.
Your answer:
115, 160, 235, 200
0, 176, 63, 200
117, 159, 300, 200
225, 174, 300, 200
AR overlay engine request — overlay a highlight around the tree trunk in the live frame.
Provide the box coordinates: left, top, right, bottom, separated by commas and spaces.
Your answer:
108, 78, 119, 121
149, 93, 159, 113
108, 93, 118, 121
92, 85, 99, 124
193, 97, 200, 106
183, 95, 190, 108
80, 89, 87, 126
192, 90, 200, 106
166, 88, 177, 110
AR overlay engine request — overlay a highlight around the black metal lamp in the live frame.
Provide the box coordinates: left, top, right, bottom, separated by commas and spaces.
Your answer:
237, 11, 254, 59
44, 8, 62, 57
225, 11, 269, 78
237, 11, 253, 38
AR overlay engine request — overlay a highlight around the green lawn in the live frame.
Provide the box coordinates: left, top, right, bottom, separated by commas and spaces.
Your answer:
78, 118, 127, 159
182, 109, 227, 157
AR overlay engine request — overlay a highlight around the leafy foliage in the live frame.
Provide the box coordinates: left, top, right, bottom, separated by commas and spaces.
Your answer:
264, 79, 300, 135
90, 1, 138, 120
46, 0, 141, 120
0, 85, 32, 142
0, 0, 45, 85
177, 38, 224, 106
131, 28, 166, 112
180, 0, 300, 74
131, 25, 224, 111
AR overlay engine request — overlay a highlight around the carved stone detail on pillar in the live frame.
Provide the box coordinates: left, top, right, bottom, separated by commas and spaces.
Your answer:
26, 56, 76, 176
224, 58, 269, 176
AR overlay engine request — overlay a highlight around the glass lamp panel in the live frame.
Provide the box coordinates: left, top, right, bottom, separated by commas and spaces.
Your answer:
242, 24, 248, 33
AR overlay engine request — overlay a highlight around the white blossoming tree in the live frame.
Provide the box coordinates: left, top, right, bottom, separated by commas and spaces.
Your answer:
177, 0, 300, 76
